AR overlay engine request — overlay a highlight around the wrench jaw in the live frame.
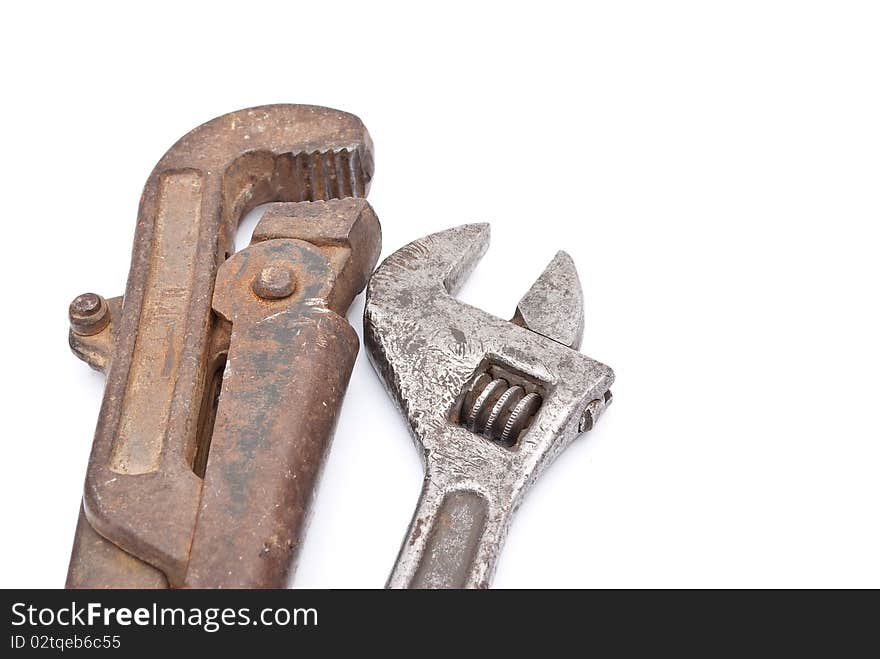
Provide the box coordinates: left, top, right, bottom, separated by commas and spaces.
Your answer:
365, 224, 615, 588
511, 250, 585, 350
363, 222, 492, 460
366, 223, 490, 302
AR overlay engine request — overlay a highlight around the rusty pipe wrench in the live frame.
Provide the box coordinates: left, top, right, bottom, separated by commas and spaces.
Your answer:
364, 224, 614, 588
66, 105, 381, 588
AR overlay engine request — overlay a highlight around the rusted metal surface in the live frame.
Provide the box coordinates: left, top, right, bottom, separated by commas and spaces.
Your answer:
66, 105, 380, 588
69, 295, 122, 373
67, 505, 168, 589
185, 199, 379, 587
364, 224, 614, 588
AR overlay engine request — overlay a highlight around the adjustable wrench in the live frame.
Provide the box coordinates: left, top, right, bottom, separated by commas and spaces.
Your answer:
364, 224, 614, 588
66, 105, 380, 588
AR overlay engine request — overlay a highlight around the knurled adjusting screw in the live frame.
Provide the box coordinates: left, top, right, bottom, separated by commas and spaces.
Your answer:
252, 263, 296, 300
69, 293, 110, 336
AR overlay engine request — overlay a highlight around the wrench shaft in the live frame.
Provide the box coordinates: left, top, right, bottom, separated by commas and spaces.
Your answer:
388, 474, 512, 589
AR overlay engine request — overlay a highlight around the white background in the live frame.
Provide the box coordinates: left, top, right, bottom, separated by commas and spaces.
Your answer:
1, 1, 878, 588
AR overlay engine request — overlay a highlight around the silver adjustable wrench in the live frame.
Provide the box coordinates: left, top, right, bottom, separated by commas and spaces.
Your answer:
364, 223, 614, 588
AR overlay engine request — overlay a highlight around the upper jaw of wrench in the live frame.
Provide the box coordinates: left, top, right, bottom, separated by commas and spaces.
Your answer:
364, 224, 614, 488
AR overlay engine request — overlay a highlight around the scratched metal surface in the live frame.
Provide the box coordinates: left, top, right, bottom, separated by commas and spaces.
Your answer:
364, 223, 614, 588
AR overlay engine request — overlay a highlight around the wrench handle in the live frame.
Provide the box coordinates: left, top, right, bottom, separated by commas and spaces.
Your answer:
387, 474, 513, 589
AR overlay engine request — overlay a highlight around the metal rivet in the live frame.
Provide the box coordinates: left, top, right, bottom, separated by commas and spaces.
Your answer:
252, 263, 296, 300
69, 293, 110, 335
